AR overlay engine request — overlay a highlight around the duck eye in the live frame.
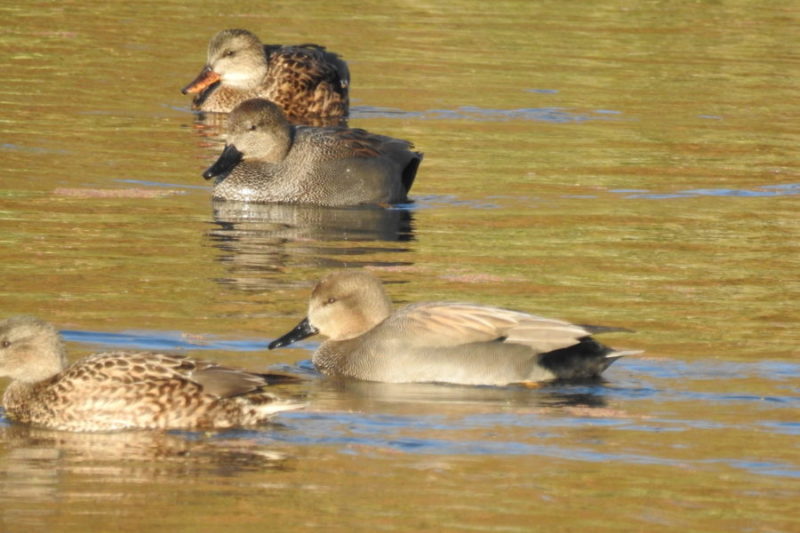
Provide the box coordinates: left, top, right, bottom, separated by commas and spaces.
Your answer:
223, 50, 235, 58
1, 339, 10, 348
248, 124, 257, 131
326, 297, 337, 305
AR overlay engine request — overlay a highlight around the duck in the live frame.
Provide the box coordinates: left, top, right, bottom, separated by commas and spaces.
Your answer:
182, 29, 349, 125
203, 98, 422, 206
0, 316, 304, 432
268, 270, 640, 386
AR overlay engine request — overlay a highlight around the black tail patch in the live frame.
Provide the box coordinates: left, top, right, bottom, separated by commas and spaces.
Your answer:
402, 153, 423, 194
538, 337, 619, 380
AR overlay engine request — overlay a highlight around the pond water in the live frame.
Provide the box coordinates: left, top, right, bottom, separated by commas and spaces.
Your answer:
1, 0, 798, 531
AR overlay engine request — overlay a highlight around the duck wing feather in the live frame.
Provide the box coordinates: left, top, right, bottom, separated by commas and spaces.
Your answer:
397, 302, 595, 353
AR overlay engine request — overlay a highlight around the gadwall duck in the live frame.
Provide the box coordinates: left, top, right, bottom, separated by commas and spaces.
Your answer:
203, 99, 422, 206
0, 316, 303, 432
182, 29, 349, 125
268, 270, 640, 386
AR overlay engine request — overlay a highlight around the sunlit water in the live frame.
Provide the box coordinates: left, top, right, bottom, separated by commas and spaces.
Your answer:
1, 0, 799, 531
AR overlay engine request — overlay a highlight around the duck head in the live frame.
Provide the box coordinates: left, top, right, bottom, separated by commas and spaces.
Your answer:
269, 270, 393, 349
0, 316, 67, 383
203, 98, 293, 180
182, 29, 269, 95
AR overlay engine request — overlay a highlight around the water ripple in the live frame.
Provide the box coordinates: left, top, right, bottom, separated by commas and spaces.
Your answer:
617, 183, 800, 199
351, 105, 615, 123
254, 411, 799, 478
61, 328, 271, 352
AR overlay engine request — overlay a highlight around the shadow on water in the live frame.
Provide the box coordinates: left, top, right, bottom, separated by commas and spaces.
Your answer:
206, 201, 415, 291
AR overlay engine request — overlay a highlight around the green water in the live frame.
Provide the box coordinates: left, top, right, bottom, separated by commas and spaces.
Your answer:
0, 1, 798, 531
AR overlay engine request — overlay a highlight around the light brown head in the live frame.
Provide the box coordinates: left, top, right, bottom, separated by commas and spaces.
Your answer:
268, 270, 394, 350
0, 316, 67, 383
182, 29, 269, 96
308, 270, 393, 341
206, 29, 269, 90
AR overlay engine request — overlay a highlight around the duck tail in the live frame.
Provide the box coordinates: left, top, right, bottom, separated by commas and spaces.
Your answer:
606, 349, 643, 361
247, 395, 306, 419
402, 152, 423, 194
539, 338, 641, 380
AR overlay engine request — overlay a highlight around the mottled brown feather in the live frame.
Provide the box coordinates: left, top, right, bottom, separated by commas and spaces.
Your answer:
0, 317, 303, 432
185, 30, 349, 125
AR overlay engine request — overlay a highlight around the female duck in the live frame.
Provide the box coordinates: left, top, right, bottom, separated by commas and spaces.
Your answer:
0, 316, 303, 432
269, 270, 640, 386
182, 29, 349, 125
203, 99, 422, 206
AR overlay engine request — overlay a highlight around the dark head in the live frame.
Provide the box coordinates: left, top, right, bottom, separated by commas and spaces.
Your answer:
202, 98, 294, 180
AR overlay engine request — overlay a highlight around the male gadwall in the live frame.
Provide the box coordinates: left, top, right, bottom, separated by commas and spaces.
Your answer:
182, 29, 349, 125
268, 270, 640, 386
203, 98, 422, 206
0, 316, 303, 432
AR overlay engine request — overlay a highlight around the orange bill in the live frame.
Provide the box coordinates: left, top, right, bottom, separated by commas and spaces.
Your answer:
181, 67, 221, 95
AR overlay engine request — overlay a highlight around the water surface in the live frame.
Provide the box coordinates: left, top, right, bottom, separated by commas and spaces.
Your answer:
0, 1, 798, 531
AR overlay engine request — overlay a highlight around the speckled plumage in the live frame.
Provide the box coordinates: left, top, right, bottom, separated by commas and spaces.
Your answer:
269, 270, 641, 386
204, 99, 423, 206
0, 317, 303, 432
182, 29, 349, 126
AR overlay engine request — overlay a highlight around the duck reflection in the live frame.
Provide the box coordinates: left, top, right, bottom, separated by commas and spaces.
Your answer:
298, 376, 611, 416
207, 201, 414, 291
0, 422, 293, 523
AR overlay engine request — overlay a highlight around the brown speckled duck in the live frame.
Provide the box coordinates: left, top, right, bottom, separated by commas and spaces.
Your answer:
203, 98, 422, 206
0, 316, 304, 432
268, 270, 641, 386
182, 29, 349, 126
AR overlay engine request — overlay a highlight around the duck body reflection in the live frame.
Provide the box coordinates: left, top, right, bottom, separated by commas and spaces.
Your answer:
209, 201, 414, 291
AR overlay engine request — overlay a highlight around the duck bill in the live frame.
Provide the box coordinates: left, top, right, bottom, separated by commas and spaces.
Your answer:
268, 317, 319, 350
203, 144, 243, 180
181, 66, 221, 95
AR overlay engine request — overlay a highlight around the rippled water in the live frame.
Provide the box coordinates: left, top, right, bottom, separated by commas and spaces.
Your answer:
1, 0, 799, 531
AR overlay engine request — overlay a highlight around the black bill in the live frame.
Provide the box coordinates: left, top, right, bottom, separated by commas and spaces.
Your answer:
268, 317, 320, 350
203, 144, 244, 180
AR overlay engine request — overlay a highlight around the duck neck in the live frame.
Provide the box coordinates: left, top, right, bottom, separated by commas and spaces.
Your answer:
348, 295, 392, 339
262, 125, 294, 162
21, 345, 66, 384
230, 66, 268, 90
3, 380, 35, 413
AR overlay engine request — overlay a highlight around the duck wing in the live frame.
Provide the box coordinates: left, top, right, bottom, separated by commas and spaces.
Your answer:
265, 44, 348, 92
302, 127, 417, 160
397, 302, 596, 353
171, 357, 306, 397
263, 43, 350, 123
292, 43, 350, 91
